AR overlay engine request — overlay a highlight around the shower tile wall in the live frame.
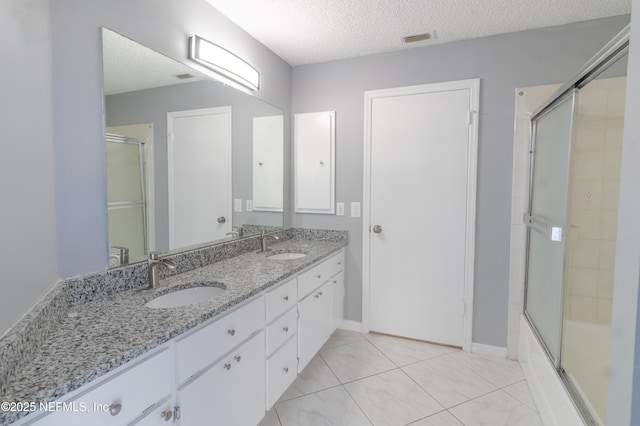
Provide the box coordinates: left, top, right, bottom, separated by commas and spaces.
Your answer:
565, 77, 625, 324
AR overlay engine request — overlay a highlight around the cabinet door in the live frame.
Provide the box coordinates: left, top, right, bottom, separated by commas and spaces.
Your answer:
253, 115, 284, 212
27, 349, 171, 426
298, 281, 332, 371
331, 271, 345, 333
178, 331, 265, 426
294, 111, 335, 214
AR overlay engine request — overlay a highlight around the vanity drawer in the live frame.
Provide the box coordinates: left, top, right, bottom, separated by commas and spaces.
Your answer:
266, 307, 297, 356
266, 336, 297, 410
327, 250, 345, 278
175, 296, 265, 384
298, 260, 333, 299
36, 349, 171, 426
265, 278, 297, 323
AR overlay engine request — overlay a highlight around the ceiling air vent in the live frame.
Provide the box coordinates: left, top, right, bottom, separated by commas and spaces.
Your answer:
403, 33, 431, 43
176, 73, 195, 79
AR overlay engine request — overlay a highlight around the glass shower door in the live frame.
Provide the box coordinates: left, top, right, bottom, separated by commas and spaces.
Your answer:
524, 93, 575, 365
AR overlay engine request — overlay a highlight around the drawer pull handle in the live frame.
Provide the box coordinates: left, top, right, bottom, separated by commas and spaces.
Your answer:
283, 295, 289, 301
234, 355, 242, 363
224, 363, 232, 370
228, 329, 236, 336
283, 326, 289, 333
109, 403, 122, 416
283, 367, 289, 373
161, 410, 173, 421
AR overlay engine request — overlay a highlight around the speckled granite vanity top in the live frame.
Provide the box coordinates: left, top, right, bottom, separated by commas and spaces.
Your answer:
0, 231, 346, 425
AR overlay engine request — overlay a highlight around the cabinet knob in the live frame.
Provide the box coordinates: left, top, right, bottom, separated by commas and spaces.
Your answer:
319, 291, 323, 297
319, 161, 324, 166
234, 355, 242, 363
109, 402, 122, 416
314, 293, 320, 299
283, 367, 289, 373
283, 295, 289, 301
161, 410, 173, 421
227, 329, 236, 336
283, 326, 289, 333
338, 262, 342, 266
224, 363, 232, 370
333, 279, 337, 284
317, 274, 322, 279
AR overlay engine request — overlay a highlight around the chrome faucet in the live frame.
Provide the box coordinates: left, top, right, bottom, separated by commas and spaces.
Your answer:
259, 230, 279, 253
145, 253, 176, 289
226, 231, 240, 238
109, 246, 129, 266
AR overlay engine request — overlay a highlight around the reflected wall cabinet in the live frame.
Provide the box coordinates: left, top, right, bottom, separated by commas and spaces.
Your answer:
253, 115, 284, 212
294, 111, 336, 214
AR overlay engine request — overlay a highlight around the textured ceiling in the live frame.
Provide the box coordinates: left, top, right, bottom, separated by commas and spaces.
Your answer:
103, 29, 209, 96
205, 0, 630, 66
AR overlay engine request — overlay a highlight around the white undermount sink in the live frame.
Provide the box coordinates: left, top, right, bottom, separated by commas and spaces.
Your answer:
267, 252, 307, 260
145, 286, 226, 309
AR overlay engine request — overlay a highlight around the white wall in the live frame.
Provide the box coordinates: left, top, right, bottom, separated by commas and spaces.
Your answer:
607, 0, 640, 422
0, 0, 59, 335
292, 16, 630, 347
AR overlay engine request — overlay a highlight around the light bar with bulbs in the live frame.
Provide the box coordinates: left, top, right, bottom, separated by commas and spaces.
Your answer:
188, 35, 260, 90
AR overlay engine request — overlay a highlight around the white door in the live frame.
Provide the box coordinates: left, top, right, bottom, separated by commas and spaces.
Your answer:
365, 80, 479, 349
167, 107, 232, 249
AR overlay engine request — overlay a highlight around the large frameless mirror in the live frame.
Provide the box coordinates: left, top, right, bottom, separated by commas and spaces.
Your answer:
102, 28, 284, 267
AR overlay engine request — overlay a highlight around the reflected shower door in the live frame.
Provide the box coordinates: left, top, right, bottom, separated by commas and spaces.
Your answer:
524, 93, 575, 365
106, 135, 147, 265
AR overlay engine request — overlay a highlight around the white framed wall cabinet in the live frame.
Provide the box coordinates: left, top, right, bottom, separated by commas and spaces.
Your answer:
253, 115, 284, 212
294, 111, 336, 214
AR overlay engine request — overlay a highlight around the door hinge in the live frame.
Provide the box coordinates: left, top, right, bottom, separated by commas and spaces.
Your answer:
174, 405, 181, 420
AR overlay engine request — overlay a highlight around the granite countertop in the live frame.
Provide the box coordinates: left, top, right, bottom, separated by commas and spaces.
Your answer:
0, 237, 346, 425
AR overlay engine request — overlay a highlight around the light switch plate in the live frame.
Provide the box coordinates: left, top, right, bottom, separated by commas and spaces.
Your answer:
351, 202, 361, 218
246, 200, 253, 212
234, 199, 243, 213
336, 203, 345, 216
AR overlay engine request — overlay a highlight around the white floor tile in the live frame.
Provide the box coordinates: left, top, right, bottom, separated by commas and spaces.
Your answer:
502, 380, 538, 412
320, 340, 396, 383
258, 407, 282, 426
344, 369, 443, 425
409, 411, 463, 425
402, 355, 497, 408
364, 333, 447, 366
449, 351, 524, 388
323, 329, 367, 349
279, 354, 340, 401
276, 386, 372, 426
449, 390, 543, 426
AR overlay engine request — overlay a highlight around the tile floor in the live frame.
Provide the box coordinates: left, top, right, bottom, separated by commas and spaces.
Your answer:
259, 329, 543, 426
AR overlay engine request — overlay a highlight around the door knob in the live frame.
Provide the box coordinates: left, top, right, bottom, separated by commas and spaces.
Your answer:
372, 225, 382, 234
217, 216, 226, 223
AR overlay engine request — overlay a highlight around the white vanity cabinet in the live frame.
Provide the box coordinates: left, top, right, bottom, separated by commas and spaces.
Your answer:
297, 249, 345, 371
264, 279, 298, 410
298, 280, 332, 371
25, 349, 171, 426
177, 331, 265, 426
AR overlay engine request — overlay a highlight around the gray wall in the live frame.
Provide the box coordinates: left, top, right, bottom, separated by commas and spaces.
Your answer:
106, 80, 283, 251
51, 0, 293, 278
292, 16, 630, 347
608, 2, 640, 423
0, 0, 59, 335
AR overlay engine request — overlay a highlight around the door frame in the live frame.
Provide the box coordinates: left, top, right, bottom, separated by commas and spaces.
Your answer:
167, 106, 233, 249
362, 79, 479, 352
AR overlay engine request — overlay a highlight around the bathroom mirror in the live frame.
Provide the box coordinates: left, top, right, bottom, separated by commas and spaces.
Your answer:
102, 28, 284, 267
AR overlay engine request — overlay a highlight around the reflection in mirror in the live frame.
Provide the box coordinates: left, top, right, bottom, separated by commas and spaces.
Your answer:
102, 28, 284, 267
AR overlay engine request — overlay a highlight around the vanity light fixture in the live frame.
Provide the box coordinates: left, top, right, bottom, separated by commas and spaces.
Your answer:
188, 35, 260, 90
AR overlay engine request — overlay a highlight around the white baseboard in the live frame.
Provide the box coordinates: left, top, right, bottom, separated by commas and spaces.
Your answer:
338, 320, 364, 333
471, 342, 508, 358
